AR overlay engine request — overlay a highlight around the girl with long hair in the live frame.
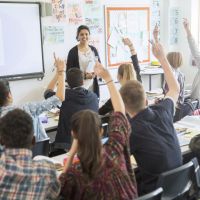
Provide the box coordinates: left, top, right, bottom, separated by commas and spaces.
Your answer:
59, 62, 138, 200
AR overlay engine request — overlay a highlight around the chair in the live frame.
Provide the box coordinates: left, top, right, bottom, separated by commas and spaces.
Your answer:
156, 161, 194, 200
191, 157, 200, 187
190, 158, 200, 198
136, 187, 163, 200
32, 138, 50, 157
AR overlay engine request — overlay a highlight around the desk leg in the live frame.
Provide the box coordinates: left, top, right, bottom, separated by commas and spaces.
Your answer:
161, 74, 164, 86
149, 74, 152, 91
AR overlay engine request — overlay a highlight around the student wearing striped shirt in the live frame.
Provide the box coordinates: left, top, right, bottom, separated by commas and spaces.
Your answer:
0, 57, 65, 142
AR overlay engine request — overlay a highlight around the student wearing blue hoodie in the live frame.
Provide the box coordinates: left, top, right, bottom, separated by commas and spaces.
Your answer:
44, 68, 98, 151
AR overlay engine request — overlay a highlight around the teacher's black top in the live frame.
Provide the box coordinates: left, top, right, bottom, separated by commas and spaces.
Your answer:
67, 45, 101, 98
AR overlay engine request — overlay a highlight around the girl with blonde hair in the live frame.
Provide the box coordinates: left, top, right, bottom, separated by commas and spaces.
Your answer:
99, 38, 142, 115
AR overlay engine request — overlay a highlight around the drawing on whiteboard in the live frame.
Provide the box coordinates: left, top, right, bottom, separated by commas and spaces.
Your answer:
105, 7, 150, 67
0, 19, 5, 66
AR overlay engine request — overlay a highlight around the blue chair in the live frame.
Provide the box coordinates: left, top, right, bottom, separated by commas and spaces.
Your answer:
156, 161, 194, 200
32, 138, 50, 157
136, 187, 163, 200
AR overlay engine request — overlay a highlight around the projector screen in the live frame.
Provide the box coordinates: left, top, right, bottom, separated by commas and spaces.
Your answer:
0, 2, 44, 80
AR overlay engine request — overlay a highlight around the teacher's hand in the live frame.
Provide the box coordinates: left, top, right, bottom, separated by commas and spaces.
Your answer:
85, 72, 94, 79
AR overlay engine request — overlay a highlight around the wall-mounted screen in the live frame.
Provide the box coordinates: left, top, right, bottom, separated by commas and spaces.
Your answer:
0, 2, 44, 80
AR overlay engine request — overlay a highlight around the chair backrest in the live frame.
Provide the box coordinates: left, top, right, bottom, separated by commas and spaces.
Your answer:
136, 187, 163, 200
156, 161, 194, 199
32, 139, 50, 157
191, 157, 200, 188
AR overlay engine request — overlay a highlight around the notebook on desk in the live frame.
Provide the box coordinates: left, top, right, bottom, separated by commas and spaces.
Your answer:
177, 135, 190, 147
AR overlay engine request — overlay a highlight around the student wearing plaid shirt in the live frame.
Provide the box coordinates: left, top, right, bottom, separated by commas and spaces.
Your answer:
0, 109, 60, 199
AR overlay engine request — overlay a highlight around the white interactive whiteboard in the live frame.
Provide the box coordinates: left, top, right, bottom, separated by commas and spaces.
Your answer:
105, 6, 150, 68
0, 2, 44, 80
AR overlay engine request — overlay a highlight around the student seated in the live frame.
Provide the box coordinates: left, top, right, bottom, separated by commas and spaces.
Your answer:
58, 62, 138, 199
0, 109, 60, 199
0, 57, 65, 142
163, 52, 185, 107
120, 41, 182, 195
99, 37, 142, 115
44, 68, 98, 151
183, 18, 200, 101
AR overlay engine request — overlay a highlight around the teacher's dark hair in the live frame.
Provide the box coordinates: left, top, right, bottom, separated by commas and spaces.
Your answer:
76, 25, 90, 41
0, 80, 10, 107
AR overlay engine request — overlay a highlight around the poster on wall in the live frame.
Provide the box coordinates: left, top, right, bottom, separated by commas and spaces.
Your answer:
151, 0, 161, 29
43, 26, 65, 44
169, 7, 180, 45
105, 6, 150, 67
84, 0, 103, 34
67, 0, 84, 25
52, 0, 66, 22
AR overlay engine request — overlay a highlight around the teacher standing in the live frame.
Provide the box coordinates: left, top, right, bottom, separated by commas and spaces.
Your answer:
66, 25, 101, 98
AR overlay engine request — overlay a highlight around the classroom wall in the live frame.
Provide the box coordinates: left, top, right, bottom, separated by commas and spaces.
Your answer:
6, 0, 196, 104
166, 0, 198, 88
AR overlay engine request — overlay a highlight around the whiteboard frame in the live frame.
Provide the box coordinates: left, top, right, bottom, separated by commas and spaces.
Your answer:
0, 1, 44, 81
104, 6, 150, 68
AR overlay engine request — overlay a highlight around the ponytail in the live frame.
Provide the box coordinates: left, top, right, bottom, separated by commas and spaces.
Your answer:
71, 110, 102, 178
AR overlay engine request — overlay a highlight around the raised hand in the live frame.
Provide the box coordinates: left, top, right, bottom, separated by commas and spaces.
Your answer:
152, 41, 165, 61
122, 37, 136, 55
53, 52, 65, 72
183, 18, 190, 30
183, 18, 191, 36
94, 62, 111, 82
122, 37, 133, 47
153, 24, 159, 42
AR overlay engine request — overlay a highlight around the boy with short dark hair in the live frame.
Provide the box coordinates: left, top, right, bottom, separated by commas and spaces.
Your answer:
0, 109, 60, 199
44, 68, 98, 150
120, 41, 182, 195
